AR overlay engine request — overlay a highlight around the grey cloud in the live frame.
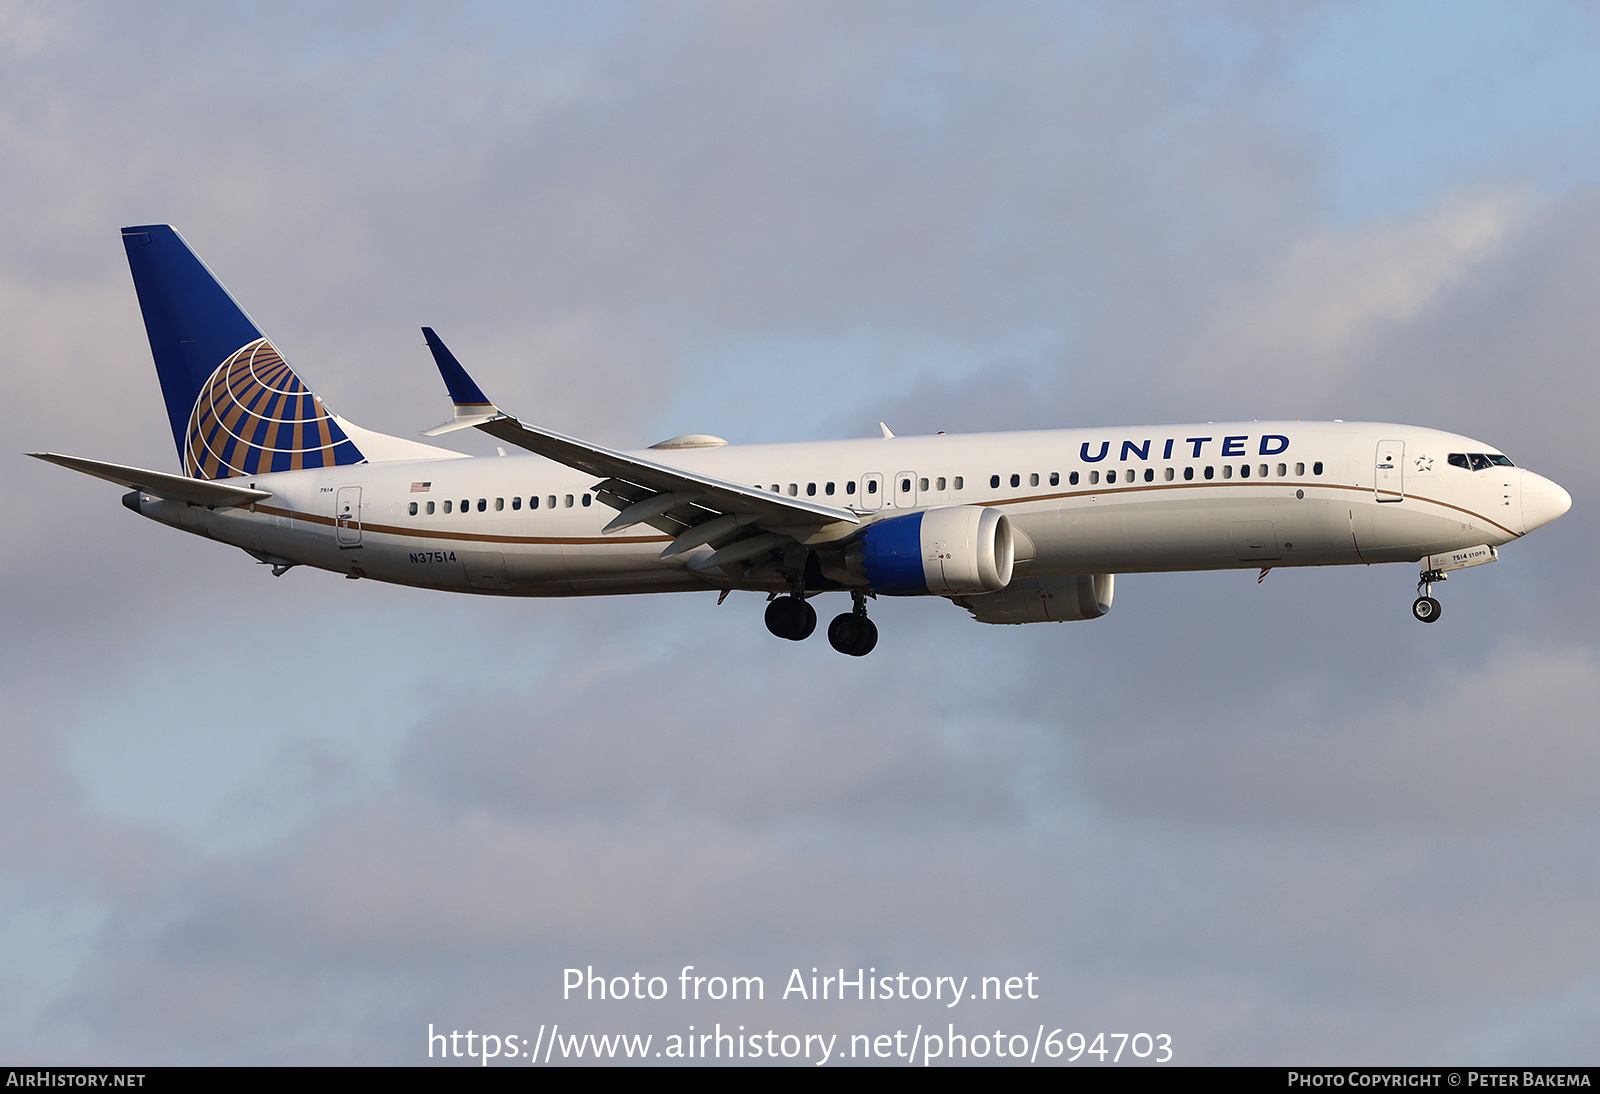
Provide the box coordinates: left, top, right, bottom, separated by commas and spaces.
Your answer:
5, 0, 1600, 1067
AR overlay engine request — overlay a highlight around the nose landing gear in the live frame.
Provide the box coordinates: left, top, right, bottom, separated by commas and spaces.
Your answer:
827, 591, 878, 656
1412, 567, 1445, 623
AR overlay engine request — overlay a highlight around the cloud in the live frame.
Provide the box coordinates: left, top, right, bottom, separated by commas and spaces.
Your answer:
1178, 188, 1534, 400
3, 0, 1600, 1067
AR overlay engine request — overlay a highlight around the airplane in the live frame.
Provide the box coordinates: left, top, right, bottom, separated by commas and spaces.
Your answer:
30, 225, 1572, 655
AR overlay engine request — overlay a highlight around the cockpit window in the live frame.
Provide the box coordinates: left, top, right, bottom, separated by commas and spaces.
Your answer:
1449, 452, 1516, 471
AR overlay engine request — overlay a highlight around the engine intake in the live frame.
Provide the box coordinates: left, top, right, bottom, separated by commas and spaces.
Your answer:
849, 507, 1014, 596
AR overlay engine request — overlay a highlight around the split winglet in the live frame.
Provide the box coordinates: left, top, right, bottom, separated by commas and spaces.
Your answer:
421, 327, 502, 435
412, 330, 858, 531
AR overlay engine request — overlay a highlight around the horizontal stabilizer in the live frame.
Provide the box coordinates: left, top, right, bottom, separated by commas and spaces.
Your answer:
28, 452, 272, 508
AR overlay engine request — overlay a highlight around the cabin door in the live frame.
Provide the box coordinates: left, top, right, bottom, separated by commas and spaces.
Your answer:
335, 486, 363, 547
1375, 441, 1405, 502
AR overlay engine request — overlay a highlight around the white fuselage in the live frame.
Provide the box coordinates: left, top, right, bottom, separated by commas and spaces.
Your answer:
133, 421, 1563, 597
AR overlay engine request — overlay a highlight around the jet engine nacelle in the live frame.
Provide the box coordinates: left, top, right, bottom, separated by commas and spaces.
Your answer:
954, 574, 1115, 624
849, 506, 1014, 596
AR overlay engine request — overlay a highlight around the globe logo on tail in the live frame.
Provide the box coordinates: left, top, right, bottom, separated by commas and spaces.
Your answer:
184, 338, 363, 479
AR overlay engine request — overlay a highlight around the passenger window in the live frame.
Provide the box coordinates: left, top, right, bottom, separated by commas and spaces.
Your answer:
1312, 462, 1322, 476
1069, 471, 1079, 485
426, 500, 435, 514
936, 477, 946, 490
1089, 470, 1099, 484
771, 484, 779, 493
1010, 473, 1020, 488
444, 500, 453, 513
867, 480, 877, 494
1050, 472, 1059, 486
806, 483, 816, 496
1029, 473, 1039, 486
1224, 466, 1234, 479
1164, 468, 1174, 481
1183, 467, 1193, 481
1144, 468, 1154, 482
495, 498, 504, 511
1107, 469, 1117, 484
477, 498, 486, 511
512, 497, 521, 510
1276, 464, 1286, 477
547, 495, 557, 508
409, 501, 418, 515
825, 482, 835, 495
564, 494, 574, 507
990, 475, 1000, 489
953, 476, 963, 490
530, 496, 539, 509
582, 494, 592, 506
847, 481, 856, 494
900, 478, 911, 492
1204, 466, 1214, 480
786, 484, 796, 496
1294, 462, 1304, 476
1258, 464, 1268, 478
461, 499, 468, 512
919, 477, 929, 491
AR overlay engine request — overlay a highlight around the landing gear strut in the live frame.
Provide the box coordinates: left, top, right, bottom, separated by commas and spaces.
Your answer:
765, 565, 818, 641
1412, 568, 1445, 624
827, 591, 878, 656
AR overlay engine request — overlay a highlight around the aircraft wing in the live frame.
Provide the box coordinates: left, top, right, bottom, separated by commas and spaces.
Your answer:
28, 452, 273, 508
420, 329, 859, 560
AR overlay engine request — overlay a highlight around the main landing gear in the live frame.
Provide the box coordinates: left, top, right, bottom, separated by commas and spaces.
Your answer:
827, 592, 878, 657
763, 588, 878, 655
764, 594, 817, 641
1412, 567, 1445, 624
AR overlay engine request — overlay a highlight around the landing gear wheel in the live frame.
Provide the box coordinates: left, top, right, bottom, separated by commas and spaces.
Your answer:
1412, 596, 1442, 623
850, 615, 878, 656
827, 613, 879, 656
765, 596, 817, 641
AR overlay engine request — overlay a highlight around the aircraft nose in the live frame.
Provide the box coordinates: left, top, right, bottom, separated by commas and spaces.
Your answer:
1521, 469, 1572, 533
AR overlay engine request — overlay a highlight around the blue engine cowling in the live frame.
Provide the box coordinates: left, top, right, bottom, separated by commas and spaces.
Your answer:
848, 506, 1014, 596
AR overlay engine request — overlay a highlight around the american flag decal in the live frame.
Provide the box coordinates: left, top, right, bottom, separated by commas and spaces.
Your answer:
411, 482, 431, 492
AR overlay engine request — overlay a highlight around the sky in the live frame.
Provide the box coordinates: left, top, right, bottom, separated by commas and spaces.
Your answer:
3, 0, 1600, 1066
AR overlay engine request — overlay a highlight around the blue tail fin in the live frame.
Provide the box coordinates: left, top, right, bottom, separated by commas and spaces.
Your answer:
121, 225, 364, 479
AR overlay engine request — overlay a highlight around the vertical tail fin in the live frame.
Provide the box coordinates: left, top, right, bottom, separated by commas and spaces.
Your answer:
121, 225, 364, 479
